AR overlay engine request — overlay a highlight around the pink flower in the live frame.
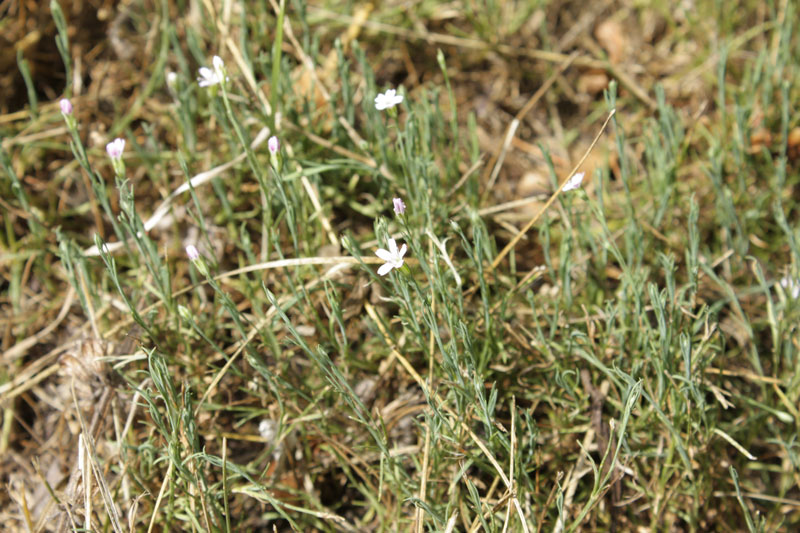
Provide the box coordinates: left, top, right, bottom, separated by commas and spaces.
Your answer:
268, 136, 279, 154
59, 98, 73, 115
106, 138, 125, 159
186, 244, 200, 261
392, 197, 406, 215
375, 238, 407, 276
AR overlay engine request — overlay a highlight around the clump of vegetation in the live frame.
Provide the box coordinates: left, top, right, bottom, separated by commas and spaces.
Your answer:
1, 0, 799, 531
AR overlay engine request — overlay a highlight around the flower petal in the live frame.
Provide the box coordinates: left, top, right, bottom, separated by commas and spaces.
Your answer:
375, 249, 393, 262
563, 172, 585, 191
387, 238, 397, 255
398, 244, 407, 258
377, 263, 393, 276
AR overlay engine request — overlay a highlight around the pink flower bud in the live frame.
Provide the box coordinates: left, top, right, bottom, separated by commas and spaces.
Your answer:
268, 136, 279, 154
562, 172, 585, 192
106, 138, 125, 159
59, 98, 73, 115
186, 244, 200, 261
392, 197, 406, 215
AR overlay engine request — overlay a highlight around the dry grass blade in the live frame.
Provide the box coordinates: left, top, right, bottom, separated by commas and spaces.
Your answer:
146, 462, 173, 533
194, 260, 363, 414
2, 287, 75, 362
70, 382, 124, 533
481, 52, 578, 198
364, 301, 530, 528
490, 109, 616, 271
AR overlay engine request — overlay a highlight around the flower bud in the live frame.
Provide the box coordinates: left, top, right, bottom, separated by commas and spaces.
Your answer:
106, 138, 126, 176
178, 305, 193, 322
268, 136, 279, 154
185, 244, 200, 261
106, 138, 125, 159
186, 244, 208, 276
268, 136, 282, 171
59, 98, 73, 115
166, 71, 178, 91
392, 197, 406, 215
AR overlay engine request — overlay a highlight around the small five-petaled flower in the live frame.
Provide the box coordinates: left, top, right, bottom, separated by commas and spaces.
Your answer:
375, 238, 407, 276
374, 89, 403, 110
562, 172, 585, 191
198, 55, 228, 87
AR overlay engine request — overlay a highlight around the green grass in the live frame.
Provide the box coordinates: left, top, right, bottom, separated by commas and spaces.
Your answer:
1, 0, 799, 531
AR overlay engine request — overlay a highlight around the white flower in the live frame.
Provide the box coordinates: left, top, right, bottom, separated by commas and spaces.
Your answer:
258, 419, 277, 441
197, 67, 220, 87
197, 55, 228, 87
375, 238, 407, 276
780, 276, 800, 299
106, 138, 125, 159
257, 419, 284, 461
562, 172, 585, 191
374, 89, 404, 110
